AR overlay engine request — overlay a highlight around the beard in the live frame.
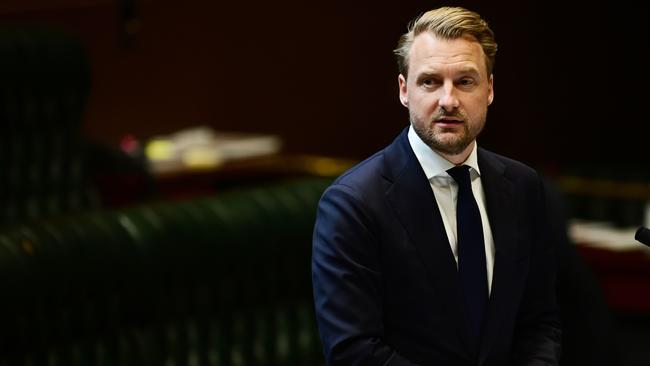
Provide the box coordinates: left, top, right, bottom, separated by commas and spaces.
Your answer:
410, 107, 486, 156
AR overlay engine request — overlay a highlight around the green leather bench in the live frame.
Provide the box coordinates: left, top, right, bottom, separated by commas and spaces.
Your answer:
0, 177, 331, 365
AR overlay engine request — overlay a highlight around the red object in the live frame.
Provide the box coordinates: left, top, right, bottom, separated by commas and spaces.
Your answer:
577, 244, 650, 313
120, 134, 140, 155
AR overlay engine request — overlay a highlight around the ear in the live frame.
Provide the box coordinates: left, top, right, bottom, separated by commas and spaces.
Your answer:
398, 74, 408, 107
487, 74, 494, 105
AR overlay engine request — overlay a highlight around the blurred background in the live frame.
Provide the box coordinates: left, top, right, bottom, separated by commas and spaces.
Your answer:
0, 0, 648, 365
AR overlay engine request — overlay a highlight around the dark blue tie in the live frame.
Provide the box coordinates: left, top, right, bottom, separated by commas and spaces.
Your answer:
447, 165, 488, 350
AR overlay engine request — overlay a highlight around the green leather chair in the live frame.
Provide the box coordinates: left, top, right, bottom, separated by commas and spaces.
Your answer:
0, 177, 331, 365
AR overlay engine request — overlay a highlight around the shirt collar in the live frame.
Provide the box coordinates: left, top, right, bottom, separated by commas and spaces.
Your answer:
407, 125, 481, 180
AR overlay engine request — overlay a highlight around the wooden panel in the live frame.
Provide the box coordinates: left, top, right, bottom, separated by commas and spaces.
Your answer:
0, 1, 647, 164
0, 0, 113, 14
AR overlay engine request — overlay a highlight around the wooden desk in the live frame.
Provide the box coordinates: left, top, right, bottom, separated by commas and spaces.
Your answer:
151, 154, 356, 200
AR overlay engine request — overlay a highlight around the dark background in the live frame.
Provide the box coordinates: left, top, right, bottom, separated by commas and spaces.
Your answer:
1, 0, 646, 169
1, 1, 649, 365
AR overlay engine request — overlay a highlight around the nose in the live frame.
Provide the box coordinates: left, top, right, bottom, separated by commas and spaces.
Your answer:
438, 82, 459, 111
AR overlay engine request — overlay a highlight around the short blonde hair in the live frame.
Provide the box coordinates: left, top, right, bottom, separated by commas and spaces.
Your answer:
394, 7, 497, 77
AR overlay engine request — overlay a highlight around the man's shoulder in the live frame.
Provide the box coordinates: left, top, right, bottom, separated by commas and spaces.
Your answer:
318, 129, 413, 211
332, 128, 410, 191
314, 148, 392, 217
331, 149, 388, 193
479, 147, 539, 181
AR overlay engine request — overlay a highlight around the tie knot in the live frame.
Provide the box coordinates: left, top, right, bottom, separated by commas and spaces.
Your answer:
447, 165, 472, 188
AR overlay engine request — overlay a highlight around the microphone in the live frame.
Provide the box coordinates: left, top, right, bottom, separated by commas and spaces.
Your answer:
635, 227, 650, 247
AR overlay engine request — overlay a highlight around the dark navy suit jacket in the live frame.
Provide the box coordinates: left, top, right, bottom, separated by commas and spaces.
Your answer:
312, 128, 561, 365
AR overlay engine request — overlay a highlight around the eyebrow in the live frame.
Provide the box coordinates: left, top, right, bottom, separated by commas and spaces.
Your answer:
415, 67, 481, 81
415, 72, 439, 80
457, 67, 480, 76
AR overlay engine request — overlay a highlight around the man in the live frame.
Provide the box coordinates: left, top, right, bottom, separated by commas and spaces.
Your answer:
312, 7, 561, 366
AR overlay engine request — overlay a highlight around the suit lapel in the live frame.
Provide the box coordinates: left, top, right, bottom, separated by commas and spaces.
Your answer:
383, 130, 470, 359
476, 149, 519, 364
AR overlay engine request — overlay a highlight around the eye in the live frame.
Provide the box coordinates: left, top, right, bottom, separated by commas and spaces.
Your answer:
457, 78, 475, 87
420, 77, 440, 88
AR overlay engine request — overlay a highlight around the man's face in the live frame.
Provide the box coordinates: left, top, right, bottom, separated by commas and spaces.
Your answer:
399, 32, 494, 158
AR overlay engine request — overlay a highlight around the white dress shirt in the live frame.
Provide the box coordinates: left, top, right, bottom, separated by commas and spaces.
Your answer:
407, 126, 495, 294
